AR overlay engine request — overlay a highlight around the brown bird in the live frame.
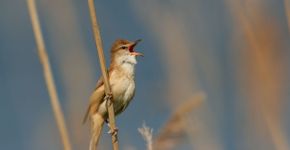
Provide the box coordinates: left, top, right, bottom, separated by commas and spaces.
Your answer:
83, 39, 143, 150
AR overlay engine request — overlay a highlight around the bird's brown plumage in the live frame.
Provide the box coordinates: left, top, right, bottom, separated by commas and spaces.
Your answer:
83, 39, 142, 150
83, 39, 133, 124
82, 77, 104, 124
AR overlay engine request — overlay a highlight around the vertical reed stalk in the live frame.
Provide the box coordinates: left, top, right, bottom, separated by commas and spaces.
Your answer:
88, 0, 119, 149
284, 0, 290, 32
27, 0, 72, 150
225, 1, 289, 149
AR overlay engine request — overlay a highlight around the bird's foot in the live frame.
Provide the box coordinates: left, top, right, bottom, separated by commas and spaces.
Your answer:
107, 127, 119, 136
104, 92, 113, 101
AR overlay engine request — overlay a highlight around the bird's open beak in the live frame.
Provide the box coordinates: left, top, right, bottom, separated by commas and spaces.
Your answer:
131, 51, 144, 57
129, 39, 144, 57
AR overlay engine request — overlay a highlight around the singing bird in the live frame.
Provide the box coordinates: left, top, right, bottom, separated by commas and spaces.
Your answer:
83, 39, 143, 150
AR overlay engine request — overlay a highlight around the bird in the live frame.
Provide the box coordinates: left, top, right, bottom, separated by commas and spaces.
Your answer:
83, 39, 143, 150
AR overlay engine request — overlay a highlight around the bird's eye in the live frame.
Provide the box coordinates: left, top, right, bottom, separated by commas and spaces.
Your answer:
121, 46, 127, 49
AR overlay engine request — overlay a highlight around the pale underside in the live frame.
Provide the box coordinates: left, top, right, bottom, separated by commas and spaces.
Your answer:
83, 55, 137, 122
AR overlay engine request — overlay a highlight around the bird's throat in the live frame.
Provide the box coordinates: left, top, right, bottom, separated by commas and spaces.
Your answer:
111, 55, 137, 77
120, 61, 136, 77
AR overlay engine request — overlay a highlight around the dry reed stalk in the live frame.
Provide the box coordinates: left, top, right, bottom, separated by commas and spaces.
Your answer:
88, 0, 119, 149
284, 0, 290, 32
226, 0, 289, 149
138, 123, 153, 150
27, 0, 72, 150
153, 92, 205, 150
38, 1, 95, 148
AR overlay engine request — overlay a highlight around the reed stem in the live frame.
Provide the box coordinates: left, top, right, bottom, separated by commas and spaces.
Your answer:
88, 0, 119, 149
27, 0, 72, 150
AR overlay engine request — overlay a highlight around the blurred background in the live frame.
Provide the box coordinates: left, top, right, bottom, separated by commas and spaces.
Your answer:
0, 0, 290, 150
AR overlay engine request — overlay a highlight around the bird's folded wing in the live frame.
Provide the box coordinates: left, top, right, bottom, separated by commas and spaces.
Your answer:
83, 78, 105, 124
94, 77, 104, 90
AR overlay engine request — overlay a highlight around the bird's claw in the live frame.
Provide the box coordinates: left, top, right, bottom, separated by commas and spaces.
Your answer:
107, 127, 119, 136
104, 92, 113, 101
104, 93, 117, 136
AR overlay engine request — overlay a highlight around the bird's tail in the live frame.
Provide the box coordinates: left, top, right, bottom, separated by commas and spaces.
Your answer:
89, 113, 105, 150
82, 105, 91, 124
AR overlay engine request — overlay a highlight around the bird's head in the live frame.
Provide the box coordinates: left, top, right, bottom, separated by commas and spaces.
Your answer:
110, 39, 143, 66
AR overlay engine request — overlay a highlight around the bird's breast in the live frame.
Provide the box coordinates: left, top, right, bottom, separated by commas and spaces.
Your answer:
110, 74, 135, 115
97, 67, 136, 117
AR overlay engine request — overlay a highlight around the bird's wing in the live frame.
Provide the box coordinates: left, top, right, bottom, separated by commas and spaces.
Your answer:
83, 77, 105, 124
94, 77, 104, 90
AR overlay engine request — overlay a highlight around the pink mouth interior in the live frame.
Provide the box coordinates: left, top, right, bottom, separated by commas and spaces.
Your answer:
129, 45, 135, 53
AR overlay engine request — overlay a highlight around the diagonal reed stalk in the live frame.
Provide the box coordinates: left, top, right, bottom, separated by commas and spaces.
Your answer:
88, 0, 119, 150
27, 0, 72, 150
153, 92, 205, 150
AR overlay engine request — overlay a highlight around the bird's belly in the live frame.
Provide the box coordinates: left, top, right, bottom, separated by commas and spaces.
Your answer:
98, 77, 135, 116
112, 78, 135, 114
